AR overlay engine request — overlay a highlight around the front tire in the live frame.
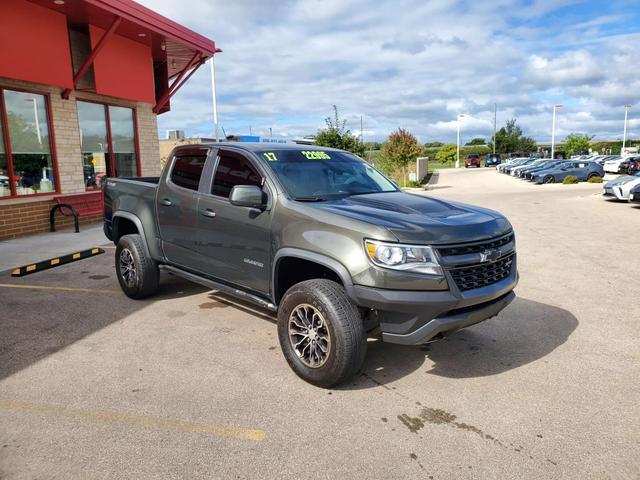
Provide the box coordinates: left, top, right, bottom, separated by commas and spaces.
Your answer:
277, 279, 366, 388
115, 234, 159, 299
544, 175, 555, 184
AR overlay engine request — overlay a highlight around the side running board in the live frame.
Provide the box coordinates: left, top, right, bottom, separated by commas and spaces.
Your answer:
159, 265, 277, 312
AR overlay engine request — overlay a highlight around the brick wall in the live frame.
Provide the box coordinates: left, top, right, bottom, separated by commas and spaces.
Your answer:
0, 198, 103, 240
0, 77, 160, 239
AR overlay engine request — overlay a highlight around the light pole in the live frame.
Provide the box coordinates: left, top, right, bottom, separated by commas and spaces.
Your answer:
622, 105, 632, 152
24, 98, 42, 145
209, 56, 220, 142
551, 104, 562, 159
456, 114, 465, 168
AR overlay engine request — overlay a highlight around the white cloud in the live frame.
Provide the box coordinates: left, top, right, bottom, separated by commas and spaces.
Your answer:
139, 0, 640, 142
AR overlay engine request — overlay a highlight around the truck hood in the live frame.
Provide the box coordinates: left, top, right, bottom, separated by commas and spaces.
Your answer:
310, 192, 511, 244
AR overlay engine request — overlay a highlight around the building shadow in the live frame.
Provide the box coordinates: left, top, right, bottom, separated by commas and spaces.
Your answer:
341, 297, 578, 389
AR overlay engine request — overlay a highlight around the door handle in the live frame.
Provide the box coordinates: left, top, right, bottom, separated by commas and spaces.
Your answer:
161, 198, 172, 206
201, 208, 216, 218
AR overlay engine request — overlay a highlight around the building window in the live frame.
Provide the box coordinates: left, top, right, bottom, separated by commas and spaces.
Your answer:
77, 100, 139, 188
0, 88, 57, 198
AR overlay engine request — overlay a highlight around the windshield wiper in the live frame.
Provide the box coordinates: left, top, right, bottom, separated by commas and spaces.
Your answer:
294, 196, 326, 202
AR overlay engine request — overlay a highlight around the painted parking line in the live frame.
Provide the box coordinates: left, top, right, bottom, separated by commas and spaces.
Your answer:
0, 283, 119, 294
0, 399, 266, 442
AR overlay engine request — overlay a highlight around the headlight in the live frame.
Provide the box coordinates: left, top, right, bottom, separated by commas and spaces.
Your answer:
364, 240, 443, 275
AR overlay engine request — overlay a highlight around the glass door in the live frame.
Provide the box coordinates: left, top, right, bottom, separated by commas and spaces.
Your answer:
77, 101, 109, 189
108, 106, 137, 177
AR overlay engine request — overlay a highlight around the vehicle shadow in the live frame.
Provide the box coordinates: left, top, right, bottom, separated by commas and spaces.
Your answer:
0, 264, 207, 382
342, 297, 578, 389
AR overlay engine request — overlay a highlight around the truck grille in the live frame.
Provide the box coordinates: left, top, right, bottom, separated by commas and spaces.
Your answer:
437, 233, 514, 257
448, 254, 514, 292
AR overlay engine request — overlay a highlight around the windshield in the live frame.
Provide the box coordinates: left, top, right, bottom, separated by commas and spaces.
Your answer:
258, 149, 398, 200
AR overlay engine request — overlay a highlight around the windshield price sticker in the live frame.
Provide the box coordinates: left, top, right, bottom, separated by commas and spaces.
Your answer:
301, 151, 331, 160
263, 152, 278, 162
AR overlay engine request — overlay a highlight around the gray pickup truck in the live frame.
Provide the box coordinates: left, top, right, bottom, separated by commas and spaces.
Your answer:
104, 143, 517, 387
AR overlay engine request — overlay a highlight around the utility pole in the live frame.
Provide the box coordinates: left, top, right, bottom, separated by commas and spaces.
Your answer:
493, 103, 497, 155
456, 114, 464, 168
269, 127, 273, 141
360, 115, 364, 146
551, 104, 562, 159
623, 105, 632, 152
209, 57, 219, 142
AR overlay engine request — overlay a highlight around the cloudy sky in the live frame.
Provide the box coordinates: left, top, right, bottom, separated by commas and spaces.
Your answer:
140, 0, 640, 144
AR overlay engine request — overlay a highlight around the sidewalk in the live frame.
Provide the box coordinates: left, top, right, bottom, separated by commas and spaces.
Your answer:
0, 223, 109, 271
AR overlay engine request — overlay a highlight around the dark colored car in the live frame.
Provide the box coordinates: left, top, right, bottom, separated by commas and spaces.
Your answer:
485, 154, 501, 167
523, 160, 568, 180
465, 154, 481, 168
620, 157, 640, 175
104, 143, 518, 387
532, 160, 604, 184
630, 183, 640, 204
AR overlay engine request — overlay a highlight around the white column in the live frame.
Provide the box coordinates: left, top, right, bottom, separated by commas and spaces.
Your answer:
622, 105, 631, 151
551, 104, 561, 159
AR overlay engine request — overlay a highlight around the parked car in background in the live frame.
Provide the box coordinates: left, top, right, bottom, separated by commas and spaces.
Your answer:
504, 158, 536, 175
485, 154, 501, 167
465, 154, 481, 168
532, 161, 604, 184
629, 183, 640, 205
603, 172, 640, 201
603, 156, 626, 174
629, 159, 640, 175
524, 160, 569, 180
511, 159, 548, 178
618, 157, 640, 175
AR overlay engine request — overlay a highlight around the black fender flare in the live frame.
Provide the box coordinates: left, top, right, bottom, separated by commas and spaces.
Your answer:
112, 212, 152, 259
272, 248, 356, 303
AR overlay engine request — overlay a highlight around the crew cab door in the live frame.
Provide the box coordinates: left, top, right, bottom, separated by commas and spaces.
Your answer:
194, 147, 273, 294
156, 147, 209, 267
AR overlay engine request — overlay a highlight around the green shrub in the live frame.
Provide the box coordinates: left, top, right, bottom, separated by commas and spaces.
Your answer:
405, 180, 423, 188
587, 175, 603, 183
562, 175, 579, 184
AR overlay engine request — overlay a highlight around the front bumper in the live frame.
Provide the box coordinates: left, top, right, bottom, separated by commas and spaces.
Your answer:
350, 263, 518, 345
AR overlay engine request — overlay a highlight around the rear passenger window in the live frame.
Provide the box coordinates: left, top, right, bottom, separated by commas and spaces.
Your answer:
212, 150, 262, 198
171, 155, 206, 191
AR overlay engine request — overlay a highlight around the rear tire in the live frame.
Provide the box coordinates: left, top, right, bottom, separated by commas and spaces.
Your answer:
115, 234, 159, 299
277, 279, 366, 388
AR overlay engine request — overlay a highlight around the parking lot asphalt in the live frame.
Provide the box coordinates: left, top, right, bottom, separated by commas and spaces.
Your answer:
1, 168, 639, 480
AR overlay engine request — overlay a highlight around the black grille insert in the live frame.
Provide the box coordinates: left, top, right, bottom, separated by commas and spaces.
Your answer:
437, 233, 514, 257
449, 254, 514, 292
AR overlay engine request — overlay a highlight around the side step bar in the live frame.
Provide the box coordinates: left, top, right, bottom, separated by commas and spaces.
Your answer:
159, 265, 277, 312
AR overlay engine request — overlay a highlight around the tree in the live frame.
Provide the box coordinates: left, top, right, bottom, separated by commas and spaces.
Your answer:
564, 133, 594, 156
423, 141, 444, 148
314, 105, 365, 157
465, 137, 487, 146
489, 119, 536, 155
435, 144, 457, 164
381, 128, 422, 187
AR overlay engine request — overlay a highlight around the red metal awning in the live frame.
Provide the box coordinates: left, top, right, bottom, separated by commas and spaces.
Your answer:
26, 0, 220, 112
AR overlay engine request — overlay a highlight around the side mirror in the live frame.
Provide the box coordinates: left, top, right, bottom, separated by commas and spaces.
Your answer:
229, 185, 266, 209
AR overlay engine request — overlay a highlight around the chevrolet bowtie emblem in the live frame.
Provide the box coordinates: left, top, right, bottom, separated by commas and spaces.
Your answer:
479, 249, 500, 263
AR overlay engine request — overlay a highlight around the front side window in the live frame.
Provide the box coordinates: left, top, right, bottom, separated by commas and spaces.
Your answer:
171, 155, 206, 191
1, 89, 56, 197
212, 150, 262, 198
77, 101, 138, 188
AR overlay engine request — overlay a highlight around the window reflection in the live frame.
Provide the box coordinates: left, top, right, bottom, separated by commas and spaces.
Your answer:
4, 90, 55, 195
109, 106, 137, 177
0, 120, 8, 197
77, 101, 108, 189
